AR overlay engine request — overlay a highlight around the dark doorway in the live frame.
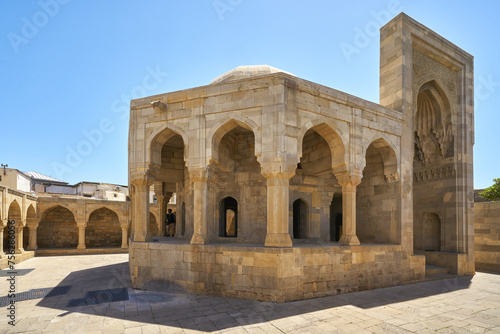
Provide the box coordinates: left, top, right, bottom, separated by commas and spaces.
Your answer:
219, 197, 237, 237
329, 195, 342, 242
293, 199, 307, 239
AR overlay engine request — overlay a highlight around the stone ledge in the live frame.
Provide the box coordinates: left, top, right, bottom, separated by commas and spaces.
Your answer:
0, 251, 35, 269
129, 240, 424, 302
35, 248, 128, 256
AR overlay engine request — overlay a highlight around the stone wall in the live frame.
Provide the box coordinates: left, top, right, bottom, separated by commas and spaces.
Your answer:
289, 129, 339, 242
38, 206, 78, 248
474, 201, 500, 272
129, 241, 425, 302
86, 208, 122, 247
357, 143, 399, 244
209, 129, 267, 243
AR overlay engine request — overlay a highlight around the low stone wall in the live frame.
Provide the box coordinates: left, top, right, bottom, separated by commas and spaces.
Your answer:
474, 201, 500, 272
414, 250, 469, 274
129, 240, 425, 302
0, 251, 35, 270
35, 248, 128, 257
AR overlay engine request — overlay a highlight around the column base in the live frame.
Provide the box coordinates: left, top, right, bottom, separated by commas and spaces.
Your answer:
190, 233, 207, 245
133, 232, 152, 242
77, 244, 86, 250
339, 234, 360, 246
121, 243, 128, 249
265, 233, 293, 248
27, 245, 38, 251
15, 248, 24, 255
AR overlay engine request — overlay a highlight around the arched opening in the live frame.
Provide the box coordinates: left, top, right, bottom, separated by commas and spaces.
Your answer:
293, 124, 343, 241
38, 206, 78, 248
329, 195, 342, 242
414, 82, 452, 167
413, 81, 453, 253
86, 208, 121, 248
181, 202, 186, 236
149, 212, 159, 236
424, 212, 441, 251
212, 121, 264, 242
357, 140, 399, 244
219, 197, 237, 237
292, 199, 307, 239
4, 201, 21, 252
24, 204, 36, 249
152, 132, 186, 237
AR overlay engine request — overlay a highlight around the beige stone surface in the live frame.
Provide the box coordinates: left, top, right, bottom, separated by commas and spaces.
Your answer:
126, 13, 475, 301
1, 254, 500, 334
474, 201, 500, 272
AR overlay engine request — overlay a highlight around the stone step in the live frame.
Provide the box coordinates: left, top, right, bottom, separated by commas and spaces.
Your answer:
425, 264, 449, 277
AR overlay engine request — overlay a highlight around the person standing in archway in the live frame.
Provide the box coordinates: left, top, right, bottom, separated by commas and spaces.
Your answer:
165, 209, 176, 237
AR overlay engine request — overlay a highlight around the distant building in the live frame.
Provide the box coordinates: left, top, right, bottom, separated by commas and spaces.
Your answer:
0, 168, 32, 193
25, 171, 70, 194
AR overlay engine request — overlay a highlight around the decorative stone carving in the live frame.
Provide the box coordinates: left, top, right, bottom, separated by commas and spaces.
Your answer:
414, 166, 456, 182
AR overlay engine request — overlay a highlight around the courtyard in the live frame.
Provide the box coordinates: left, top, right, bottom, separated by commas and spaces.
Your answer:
0, 254, 498, 333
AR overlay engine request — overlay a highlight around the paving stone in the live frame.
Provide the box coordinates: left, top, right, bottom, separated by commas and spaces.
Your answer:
0, 254, 498, 333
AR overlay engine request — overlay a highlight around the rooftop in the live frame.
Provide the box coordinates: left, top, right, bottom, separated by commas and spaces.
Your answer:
25, 171, 68, 184
210, 65, 295, 85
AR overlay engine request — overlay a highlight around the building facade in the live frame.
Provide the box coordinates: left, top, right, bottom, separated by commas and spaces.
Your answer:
127, 14, 475, 301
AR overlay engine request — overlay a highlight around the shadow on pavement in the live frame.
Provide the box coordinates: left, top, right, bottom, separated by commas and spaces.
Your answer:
35, 261, 473, 332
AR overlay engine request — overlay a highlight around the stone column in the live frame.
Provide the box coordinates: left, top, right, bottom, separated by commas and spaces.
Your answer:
77, 224, 86, 249
14, 221, 25, 254
156, 193, 165, 236
155, 192, 172, 236
131, 173, 153, 242
121, 225, 128, 249
0, 220, 6, 258
26, 223, 39, 251
190, 169, 208, 245
335, 171, 361, 246
262, 166, 294, 248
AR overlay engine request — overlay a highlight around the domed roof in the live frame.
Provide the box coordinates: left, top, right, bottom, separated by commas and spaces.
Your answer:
211, 65, 294, 84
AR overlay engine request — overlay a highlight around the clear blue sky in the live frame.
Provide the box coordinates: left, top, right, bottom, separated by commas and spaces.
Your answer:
1, 1, 498, 189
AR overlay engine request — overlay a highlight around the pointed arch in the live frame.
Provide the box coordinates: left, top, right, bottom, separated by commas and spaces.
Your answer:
297, 120, 348, 171
26, 205, 36, 224
7, 200, 22, 224
86, 207, 121, 247
292, 198, 308, 239
146, 123, 189, 172
85, 206, 120, 223
24, 202, 37, 220
423, 212, 441, 251
219, 196, 238, 237
40, 204, 77, 221
207, 115, 261, 166
415, 79, 452, 125
415, 80, 454, 164
38, 205, 78, 248
362, 137, 400, 182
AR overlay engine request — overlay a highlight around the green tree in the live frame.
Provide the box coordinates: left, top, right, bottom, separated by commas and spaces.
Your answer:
480, 178, 500, 201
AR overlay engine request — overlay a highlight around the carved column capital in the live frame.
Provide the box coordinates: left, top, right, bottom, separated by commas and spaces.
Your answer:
260, 162, 296, 180
333, 169, 362, 188
130, 172, 154, 188
15, 220, 26, 228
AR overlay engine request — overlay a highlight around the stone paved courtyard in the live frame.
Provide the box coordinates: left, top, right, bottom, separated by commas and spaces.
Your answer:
0, 254, 499, 334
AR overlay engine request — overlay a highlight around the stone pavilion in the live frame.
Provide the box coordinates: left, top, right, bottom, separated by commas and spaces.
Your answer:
127, 13, 475, 302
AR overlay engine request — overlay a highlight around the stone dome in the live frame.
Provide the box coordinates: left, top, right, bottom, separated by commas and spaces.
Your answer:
210, 65, 294, 84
